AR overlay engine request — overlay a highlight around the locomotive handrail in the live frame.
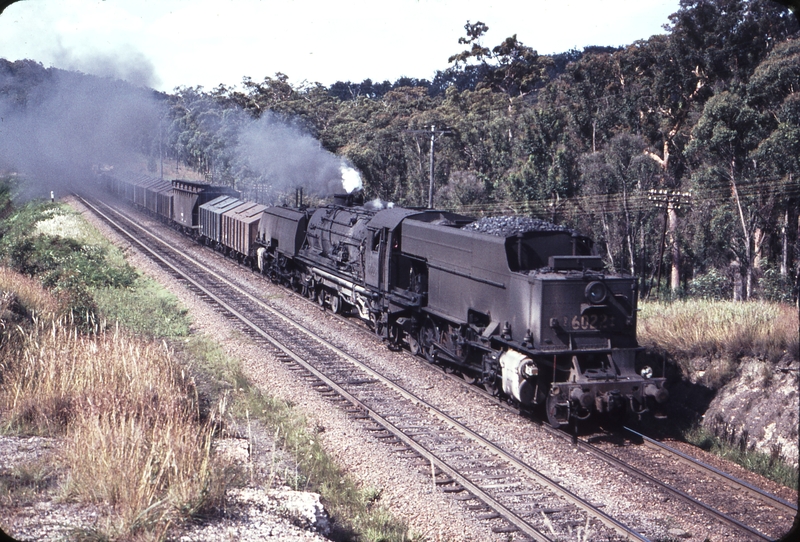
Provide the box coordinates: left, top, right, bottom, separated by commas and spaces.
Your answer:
426, 261, 506, 289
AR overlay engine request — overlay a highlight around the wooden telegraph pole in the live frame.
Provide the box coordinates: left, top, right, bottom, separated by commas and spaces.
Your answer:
648, 189, 692, 299
405, 125, 452, 208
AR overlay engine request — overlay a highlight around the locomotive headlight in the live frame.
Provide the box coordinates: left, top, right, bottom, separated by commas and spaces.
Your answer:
585, 281, 608, 304
640, 366, 653, 379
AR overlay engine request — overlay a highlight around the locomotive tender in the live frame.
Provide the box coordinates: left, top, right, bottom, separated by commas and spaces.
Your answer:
106, 172, 668, 427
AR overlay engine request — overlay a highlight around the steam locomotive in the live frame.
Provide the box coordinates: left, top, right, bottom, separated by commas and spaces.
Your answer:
105, 172, 669, 427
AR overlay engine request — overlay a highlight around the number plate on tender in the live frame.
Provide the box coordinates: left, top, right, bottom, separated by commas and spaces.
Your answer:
558, 314, 617, 331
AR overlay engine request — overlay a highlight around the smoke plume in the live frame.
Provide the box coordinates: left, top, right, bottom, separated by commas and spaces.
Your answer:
52, 44, 162, 90
0, 60, 161, 200
236, 112, 362, 197
0, 60, 363, 203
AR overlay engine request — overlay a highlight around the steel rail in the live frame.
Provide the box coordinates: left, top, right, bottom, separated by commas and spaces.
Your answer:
79, 194, 649, 541
543, 426, 775, 541
623, 427, 797, 517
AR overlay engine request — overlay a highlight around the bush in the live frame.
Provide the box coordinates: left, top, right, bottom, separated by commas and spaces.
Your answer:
758, 267, 795, 303
0, 202, 137, 325
688, 268, 732, 300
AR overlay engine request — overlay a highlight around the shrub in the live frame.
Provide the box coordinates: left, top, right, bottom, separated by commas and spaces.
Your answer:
758, 267, 795, 303
688, 268, 731, 301
0, 203, 137, 326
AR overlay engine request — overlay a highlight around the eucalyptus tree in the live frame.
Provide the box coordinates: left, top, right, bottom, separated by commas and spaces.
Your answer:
686, 90, 773, 299
578, 134, 661, 276
747, 37, 800, 281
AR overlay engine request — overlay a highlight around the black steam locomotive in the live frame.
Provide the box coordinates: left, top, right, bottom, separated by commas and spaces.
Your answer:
107, 173, 669, 427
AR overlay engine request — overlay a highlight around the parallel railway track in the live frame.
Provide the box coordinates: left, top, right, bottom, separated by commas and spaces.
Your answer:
77, 193, 796, 541
78, 194, 649, 541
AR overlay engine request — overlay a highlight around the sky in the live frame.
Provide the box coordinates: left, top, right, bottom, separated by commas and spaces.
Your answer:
0, 0, 681, 92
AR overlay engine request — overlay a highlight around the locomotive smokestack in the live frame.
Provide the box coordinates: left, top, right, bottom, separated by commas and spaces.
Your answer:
333, 191, 364, 207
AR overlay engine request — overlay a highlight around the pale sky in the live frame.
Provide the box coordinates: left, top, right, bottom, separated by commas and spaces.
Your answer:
0, 0, 681, 92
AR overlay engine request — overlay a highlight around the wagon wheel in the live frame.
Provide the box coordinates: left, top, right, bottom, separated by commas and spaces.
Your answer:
317, 288, 326, 308
371, 312, 385, 338
300, 282, 310, 298
330, 294, 342, 314
407, 332, 420, 356
483, 378, 499, 396
546, 395, 568, 429
419, 319, 438, 364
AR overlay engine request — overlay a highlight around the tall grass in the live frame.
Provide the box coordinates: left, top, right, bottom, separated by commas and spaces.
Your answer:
0, 317, 230, 539
638, 299, 799, 362
0, 266, 61, 321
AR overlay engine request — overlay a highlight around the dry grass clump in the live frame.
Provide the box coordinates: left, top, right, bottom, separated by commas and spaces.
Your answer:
638, 299, 799, 361
0, 266, 61, 321
0, 319, 231, 539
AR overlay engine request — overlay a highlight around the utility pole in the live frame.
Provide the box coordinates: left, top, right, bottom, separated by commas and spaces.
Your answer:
647, 189, 692, 299
405, 125, 452, 208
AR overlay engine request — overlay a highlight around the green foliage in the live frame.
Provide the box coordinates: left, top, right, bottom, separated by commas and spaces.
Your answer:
7, 2, 799, 304
0, 202, 138, 326
688, 268, 732, 300
758, 267, 795, 303
684, 424, 798, 488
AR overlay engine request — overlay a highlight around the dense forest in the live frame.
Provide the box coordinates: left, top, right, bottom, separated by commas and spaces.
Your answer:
1, 0, 799, 303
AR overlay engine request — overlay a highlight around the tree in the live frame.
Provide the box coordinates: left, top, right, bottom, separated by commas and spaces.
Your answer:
686, 90, 773, 299
447, 21, 553, 104
578, 134, 660, 275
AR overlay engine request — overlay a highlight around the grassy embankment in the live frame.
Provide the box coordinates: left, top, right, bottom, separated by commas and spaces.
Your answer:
638, 299, 799, 488
0, 190, 412, 541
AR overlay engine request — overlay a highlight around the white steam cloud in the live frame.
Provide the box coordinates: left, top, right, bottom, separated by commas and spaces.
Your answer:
341, 162, 363, 194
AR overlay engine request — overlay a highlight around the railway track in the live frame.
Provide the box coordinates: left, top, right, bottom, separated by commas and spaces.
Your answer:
427, 348, 796, 540
316, 275, 798, 540
435, 363, 796, 540
78, 194, 651, 541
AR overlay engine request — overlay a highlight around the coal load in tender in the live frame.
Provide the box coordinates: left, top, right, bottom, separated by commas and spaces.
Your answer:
461, 215, 571, 237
